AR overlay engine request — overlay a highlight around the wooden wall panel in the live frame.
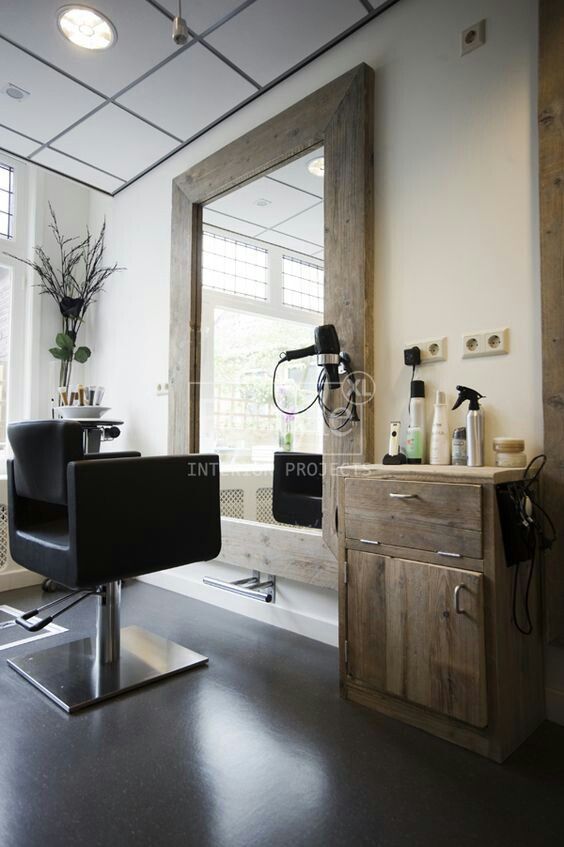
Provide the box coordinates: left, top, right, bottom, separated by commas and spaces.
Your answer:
539, 0, 564, 640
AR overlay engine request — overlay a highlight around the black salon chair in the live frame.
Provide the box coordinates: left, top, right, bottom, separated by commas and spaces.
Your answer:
6, 420, 221, 712
272, 451, 322, 528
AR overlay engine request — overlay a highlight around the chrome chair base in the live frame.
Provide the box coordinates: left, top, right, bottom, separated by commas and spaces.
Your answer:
8, 625, 208, 713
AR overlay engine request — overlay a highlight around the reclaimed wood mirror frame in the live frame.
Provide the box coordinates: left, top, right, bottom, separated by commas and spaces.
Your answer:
168, 64, 374, 590
539, 0, 564, 641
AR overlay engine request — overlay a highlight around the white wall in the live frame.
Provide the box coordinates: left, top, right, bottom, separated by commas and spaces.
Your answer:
86, 0, 541, 647
0, 156, 92, 424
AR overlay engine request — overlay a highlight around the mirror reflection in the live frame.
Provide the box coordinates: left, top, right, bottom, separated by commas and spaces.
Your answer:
200, 148, 325, 526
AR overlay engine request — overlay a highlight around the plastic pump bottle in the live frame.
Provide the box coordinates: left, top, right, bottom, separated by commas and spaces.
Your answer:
452, 385, 485, 467
405, 380, 425, 464
429, 390, 450, 465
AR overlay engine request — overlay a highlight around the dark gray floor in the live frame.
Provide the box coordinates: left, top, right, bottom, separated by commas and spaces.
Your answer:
0, 582, 562, 847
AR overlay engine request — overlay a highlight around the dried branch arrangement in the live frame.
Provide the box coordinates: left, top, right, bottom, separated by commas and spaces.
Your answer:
4, 204, 122, 388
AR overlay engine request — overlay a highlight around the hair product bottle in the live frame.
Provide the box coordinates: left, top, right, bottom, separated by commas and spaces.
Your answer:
429, 390, 450, 465
452, 385, 485, 467
405, 379, 425, 464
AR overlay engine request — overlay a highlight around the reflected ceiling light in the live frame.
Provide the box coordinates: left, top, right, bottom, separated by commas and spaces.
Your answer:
57, 6, 117, 50
307, 157, 325, 178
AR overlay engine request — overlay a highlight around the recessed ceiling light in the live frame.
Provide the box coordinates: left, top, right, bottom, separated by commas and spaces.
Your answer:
307, 157, 325, 178
255, 198, 271, 207
57, 6, 117, 51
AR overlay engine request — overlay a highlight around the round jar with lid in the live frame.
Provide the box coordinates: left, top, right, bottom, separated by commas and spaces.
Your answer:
493, 437, 527, 468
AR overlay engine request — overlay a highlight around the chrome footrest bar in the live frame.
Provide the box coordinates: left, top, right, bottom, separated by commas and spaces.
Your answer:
203, 570, 276, 603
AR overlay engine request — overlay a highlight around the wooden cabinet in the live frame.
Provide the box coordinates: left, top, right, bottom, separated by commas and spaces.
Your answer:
338, 466, 545, 762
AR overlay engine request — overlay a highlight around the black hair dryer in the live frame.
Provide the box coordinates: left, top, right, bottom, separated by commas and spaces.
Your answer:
282, 324, 341, 389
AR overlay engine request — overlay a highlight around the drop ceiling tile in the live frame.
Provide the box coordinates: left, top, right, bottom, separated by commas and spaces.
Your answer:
117, 44, 255, 141
52, 104, 178, 180
0, 126, 39, 157
0, 0, 181, 96
0, 40, 104, 142
257, 229, 322, 260
159, 0, 250, 34
206, 0, 365, 84
274, 202, 324, 246
207, 177, 318, 229
268, 147, 324, 198
33, 148, 124, 194
203, 208, 263, 238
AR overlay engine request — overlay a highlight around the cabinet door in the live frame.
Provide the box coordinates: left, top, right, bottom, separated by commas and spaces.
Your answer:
346, 551, 487, 727
346, 550, 388, 690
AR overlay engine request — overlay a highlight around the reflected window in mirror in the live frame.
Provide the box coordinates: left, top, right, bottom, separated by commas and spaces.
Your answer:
200, 230, 323, 464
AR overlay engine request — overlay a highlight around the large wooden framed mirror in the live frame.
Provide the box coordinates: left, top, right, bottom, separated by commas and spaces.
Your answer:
169, 64, 374, 589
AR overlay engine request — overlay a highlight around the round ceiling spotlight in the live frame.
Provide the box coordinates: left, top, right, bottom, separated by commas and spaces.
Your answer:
57, 6, 117, 50
307, 157, 325, 178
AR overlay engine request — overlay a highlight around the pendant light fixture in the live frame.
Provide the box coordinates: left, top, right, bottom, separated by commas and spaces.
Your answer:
172, 0, 189, 45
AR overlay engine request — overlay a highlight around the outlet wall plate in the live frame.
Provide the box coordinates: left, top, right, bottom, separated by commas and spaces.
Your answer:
462, 328, 509, 358
156, 382, 169, 396
461, 19, 486, 56
406, 336, 447, 364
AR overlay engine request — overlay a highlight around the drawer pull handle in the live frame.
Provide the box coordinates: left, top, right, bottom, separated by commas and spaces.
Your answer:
454, 584, 466, 614
389, 493, 418, 500
360, 538, 380, 546
437, 551, 462, 558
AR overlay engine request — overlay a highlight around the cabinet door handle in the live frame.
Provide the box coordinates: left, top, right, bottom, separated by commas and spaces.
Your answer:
454, 584, 466, 614
389, 493, 418, 500
360, 538, 380, 546
437, 551, 462, 559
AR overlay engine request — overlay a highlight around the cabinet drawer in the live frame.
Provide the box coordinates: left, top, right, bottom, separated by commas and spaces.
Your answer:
344, 478, 482, 559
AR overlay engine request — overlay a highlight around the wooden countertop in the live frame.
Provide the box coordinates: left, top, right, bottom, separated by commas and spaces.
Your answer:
337, 463, 526, 485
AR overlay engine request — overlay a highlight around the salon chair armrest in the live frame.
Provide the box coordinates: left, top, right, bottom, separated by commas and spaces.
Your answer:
81, 452, 141, 461
66, 455, 221, 586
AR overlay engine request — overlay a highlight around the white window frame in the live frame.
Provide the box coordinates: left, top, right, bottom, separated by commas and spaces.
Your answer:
0, 153, 40, 464
200, 224, 324, 457
0, 160, 16, 242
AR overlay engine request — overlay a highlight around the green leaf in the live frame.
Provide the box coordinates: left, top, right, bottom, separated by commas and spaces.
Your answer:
56, 332, 75, 351
49, 347, 69, 361
74, 346, 91, 364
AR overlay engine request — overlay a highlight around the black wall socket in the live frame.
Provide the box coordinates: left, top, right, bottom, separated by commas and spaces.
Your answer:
404, 346, 421, 367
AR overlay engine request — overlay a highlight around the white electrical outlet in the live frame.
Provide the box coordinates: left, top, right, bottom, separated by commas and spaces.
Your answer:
407, 336, 447, 364
484, 328, 509, 356
462, 328, 509, 358
156, 382, 169, 396
461, 19, 486, 56
462, 332, 485, 358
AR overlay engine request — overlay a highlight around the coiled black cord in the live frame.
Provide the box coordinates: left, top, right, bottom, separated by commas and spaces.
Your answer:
272, 354, 359, 430
508, 454, 555, 635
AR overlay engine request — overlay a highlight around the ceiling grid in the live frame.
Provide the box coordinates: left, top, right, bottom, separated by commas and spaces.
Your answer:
0, 0, 399, 195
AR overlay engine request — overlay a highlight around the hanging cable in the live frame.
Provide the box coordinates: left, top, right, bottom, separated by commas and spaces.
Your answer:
272, 356, 320, 416
498, 453, 556, 636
